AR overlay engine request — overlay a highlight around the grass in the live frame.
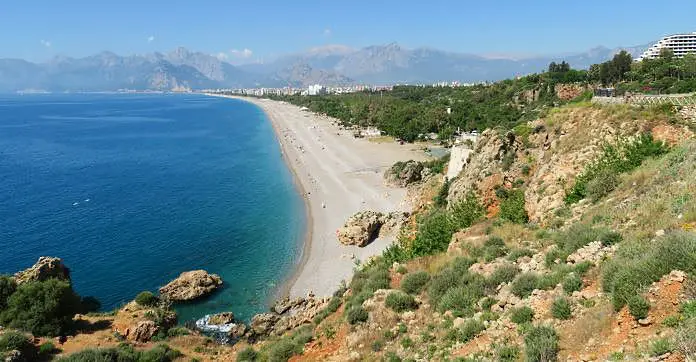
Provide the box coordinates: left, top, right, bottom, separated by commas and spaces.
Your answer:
602, 232, 696, 311
524, 325, 560, 362
650, 338, 672, 357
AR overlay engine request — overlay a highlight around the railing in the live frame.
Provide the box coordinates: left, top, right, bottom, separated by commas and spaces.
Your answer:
592, 92, 696, 106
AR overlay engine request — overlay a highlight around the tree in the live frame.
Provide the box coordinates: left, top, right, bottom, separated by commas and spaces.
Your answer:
612, 50, 633, 81
0, 279, 82, 336
0, 275, 16, 310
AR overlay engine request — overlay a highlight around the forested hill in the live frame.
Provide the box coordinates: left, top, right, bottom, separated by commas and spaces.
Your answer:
266, 50, 696, 142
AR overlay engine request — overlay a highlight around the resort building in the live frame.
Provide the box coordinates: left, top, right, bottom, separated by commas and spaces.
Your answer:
638, 32, 696, 61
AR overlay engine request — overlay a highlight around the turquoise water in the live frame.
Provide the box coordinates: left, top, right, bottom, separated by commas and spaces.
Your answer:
0, 93, 305, 323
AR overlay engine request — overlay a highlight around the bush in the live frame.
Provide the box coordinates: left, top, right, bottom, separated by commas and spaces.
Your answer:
524, 325, 560, 362
135, 291, 158, 307
313, 296, 342, 324
346, 306, 368, 324
511, 273, 540, 298
627, 295, 650, 320
650, 338, 672, 357
510, 306, 534, 324
674, 318, 696, 358
562, 273, 583, 294
433, 179, 450, 207
0, 275, 16, 310
486, 264, 520, 289
602, 232, 696, 311
551, 298, 572, 320
480, 297, 498, 311
140, 344, 182, 361
599, 230, 623, 246
586, 168, 620, 202
449, 193, 485, 230
507, 248, 535, 261
496, 344, 520, 361
437, 286, 482, 316
499, 189, 528, 224
236, 347, 258, 361
0, 331, 35, 358
400, 271, 430, 294
266, 339, 298, 362
482, 236, 509, 262
58, 343, 181, 362
0, 279, 82, 337
385, 291, 418, 312
458, 319, 486, 342
411, 210, 456, 256
39, 341, 58, 356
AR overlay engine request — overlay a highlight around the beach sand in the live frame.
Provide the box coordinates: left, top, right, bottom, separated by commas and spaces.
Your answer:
210, 95, 428, 298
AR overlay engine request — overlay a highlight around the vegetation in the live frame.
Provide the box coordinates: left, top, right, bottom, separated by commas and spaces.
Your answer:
236, 347, 259, 361
562, 273, 583, 294
602, 232, 696, 311
0, 276, 16, 310
346, 306, 369, 325
509, 306, 535, 325
385, 291, 418, 312
400, 271, 430, 294
428, 258, 485, 316
551, 297, 572, 320
0, 331, 36, 360
511, 273, 541, 298
499, 189, 529, 224
0, 279, 82, 337
565, 133, 668, 204
627, 295, 650, 320
650, 338, 672, 357
134, 291, 159, 307
58, 343, 181, 362
524, 326, 560, 362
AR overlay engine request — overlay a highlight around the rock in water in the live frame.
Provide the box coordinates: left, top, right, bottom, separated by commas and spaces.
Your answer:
14, 256, 70, 284
208, 312, 236, 325
336, 210, 384, 247
159, 270, 222, 301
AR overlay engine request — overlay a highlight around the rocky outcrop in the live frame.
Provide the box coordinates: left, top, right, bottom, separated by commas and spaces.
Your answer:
159, 270, 222, 301
201, 312, 248, 340
112, 301, 177, 343
337, 211, 384, 247
384, 160, 424, 187
566, 241, 617, 265
554, 83, 591, 101
208, 312, 236, 325
249, 296, 330, 338
14, 257, 70, 284
679, 105, 696, 124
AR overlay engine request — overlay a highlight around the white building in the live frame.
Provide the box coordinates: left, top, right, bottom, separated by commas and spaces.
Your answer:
638, 32, 696, 61
307, 84, 327, 96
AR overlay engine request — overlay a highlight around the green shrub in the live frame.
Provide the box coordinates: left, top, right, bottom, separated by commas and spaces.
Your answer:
346, 306, 368, 324
551, 298, 572, 320
135, 291, 158, 307
566, 133, 667, 204
499, 189, 528, 224
674, 318, 696, 358
480, 297, 498, 311
437, 287, 480, 316
236, 347, 258, 361
450, 193, 485, 230
140, 344, 182, 361
507, 248, 535, 261
433, 179, 450, 207
266, 339, 298, 362
400, 336, 413, 349
458, 319, 486, 343
482, 236, 509, 262
166, 327, 190, 337
511, 273, 540, 298
586, 168, 620, 202
396, 265, 408, 274
0, 331, 35, 359
650, 338, 672, 357
0, 279, 82, 337
510, 306, 534, 324
0, 275, 16, 310
385, 291, 418, 312
562, 273, 583, 294
602, 232, 696, 311
313, 296, 342, 324
662, 315, 681, 328
39, 341, 58, 356
524, 325, 560, 362
486, 264, 520, 289
371, 339, 384, 352
627, 295, 650, 320
400, 271, 430, 294
599, 230, 623, 246
412, 210, 456, 256
496, 343, 520, 362
58, 343, 181, 362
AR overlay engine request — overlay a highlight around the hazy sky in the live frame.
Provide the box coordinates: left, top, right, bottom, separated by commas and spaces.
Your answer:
1, 0, 694, 62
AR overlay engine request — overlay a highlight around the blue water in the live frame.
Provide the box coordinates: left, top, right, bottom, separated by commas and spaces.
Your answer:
0, 93, 305, 323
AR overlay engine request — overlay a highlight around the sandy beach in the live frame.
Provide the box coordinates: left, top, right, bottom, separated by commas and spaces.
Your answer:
209, 95, 427, 298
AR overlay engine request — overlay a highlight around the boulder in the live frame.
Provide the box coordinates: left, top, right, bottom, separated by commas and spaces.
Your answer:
131, 320, 158, 343
337, 211, 383, 247
208, 312, 235, 325
384, 160, 424, 187
14, 257, 70, 285
159, 270, 222, 301
250, 313, 280, 335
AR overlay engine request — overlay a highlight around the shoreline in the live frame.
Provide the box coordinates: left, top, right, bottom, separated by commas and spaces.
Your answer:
207, 94, 427, 299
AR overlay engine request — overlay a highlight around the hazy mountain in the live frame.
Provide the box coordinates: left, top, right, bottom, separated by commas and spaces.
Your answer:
0, 42, 652, 91
0, 48, 277, 92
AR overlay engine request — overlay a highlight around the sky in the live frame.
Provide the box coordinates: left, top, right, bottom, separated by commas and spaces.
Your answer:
1, 0, 695, 63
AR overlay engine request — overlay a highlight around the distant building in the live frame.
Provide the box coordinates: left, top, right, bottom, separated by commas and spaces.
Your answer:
360, 127, 382, 138
638, 32, 696, 61
307, 84, 327, 96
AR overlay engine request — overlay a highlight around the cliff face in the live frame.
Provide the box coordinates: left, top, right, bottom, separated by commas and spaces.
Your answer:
447, 103, 693, 223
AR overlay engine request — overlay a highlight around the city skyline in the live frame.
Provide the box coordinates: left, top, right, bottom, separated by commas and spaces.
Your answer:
2, 0, 696, 63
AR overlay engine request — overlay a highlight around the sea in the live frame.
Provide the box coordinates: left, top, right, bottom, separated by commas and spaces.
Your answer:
0, 93, 305, 324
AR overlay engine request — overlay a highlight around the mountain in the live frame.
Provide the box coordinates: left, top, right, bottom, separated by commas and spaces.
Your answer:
0, 48, 278, 92
242, 42, 652, 84
0, 42, 652, 91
